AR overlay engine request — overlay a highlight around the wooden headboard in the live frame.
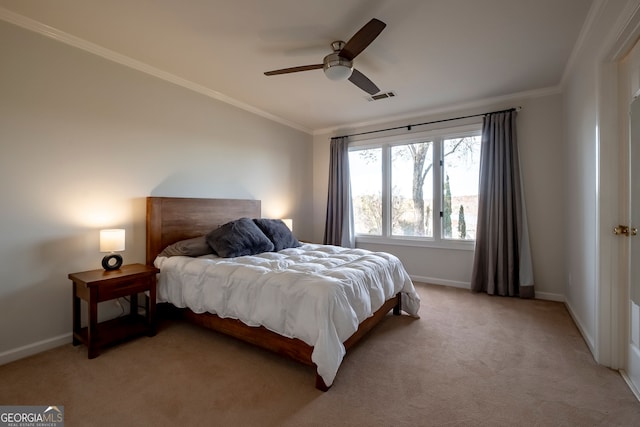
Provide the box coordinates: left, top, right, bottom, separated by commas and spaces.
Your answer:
146, 197, 261, 265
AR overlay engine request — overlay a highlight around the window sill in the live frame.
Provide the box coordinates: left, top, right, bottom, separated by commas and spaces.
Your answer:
356, 235, 475, 251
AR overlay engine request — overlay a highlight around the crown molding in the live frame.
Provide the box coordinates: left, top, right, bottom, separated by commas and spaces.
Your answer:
605, 0, 640, 61
560, 0, 604, 88
0, 7, 313, 135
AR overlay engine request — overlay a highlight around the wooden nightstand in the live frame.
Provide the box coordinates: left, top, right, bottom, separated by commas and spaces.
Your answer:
69, 263, 160, 358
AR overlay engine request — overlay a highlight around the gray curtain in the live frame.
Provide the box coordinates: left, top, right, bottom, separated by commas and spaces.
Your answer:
471, 110, 534, 298
323, 136, 355, 247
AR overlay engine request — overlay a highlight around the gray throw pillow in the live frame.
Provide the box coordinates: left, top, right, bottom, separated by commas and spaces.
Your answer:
206, 218, 274, 258
253, 218, 301, 251
159, 235, 213, 257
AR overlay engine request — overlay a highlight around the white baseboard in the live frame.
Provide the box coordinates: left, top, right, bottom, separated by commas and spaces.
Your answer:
534, 291, 565, 302
564, 300, 596, 355
410, 275, 471, 290
620, 368, 640, 402
622, 343, 640, 402
411, 275, 564, 301
0, 333, 71, 366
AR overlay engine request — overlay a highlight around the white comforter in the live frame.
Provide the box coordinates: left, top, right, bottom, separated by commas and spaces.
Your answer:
154, 243, 420, 386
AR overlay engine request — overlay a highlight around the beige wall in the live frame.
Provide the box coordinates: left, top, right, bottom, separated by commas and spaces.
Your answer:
0, 20, 313, 360
313, 93, 566, 300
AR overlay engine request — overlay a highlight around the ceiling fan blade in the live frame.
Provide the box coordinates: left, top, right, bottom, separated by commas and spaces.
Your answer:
349, 68, 380, 95
339, 18, 386, 61
264, 64, 323, 76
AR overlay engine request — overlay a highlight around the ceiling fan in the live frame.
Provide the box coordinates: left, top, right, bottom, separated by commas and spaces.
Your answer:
264, 18, 386, 95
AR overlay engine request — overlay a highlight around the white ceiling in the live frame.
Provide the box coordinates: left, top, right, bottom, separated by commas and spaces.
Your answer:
0, 0, 593, 134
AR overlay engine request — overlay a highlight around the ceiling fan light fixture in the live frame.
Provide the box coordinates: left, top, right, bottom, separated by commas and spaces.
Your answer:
323, 53, 353, 81
325, 64, 353, 81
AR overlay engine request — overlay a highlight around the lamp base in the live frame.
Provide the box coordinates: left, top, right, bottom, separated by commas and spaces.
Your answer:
102, 254, 123, 271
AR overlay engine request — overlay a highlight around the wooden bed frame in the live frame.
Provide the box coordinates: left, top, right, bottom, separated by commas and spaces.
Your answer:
146, 196, 401, 391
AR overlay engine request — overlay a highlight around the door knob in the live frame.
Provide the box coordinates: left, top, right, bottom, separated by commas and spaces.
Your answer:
614, 225, 638, 236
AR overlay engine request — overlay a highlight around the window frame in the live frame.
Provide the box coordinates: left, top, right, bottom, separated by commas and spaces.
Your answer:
349, 123, 482, 251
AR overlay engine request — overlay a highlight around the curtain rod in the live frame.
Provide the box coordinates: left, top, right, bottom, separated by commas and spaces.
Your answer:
335, 106, 521, 139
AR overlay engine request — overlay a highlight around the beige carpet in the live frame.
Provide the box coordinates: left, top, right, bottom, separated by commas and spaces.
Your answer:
1, 283, 639, 426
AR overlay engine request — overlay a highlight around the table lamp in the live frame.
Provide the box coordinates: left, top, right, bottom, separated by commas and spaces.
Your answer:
100, 229, 125, 271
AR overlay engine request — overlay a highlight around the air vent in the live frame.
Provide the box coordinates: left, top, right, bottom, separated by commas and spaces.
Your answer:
367, 91, 396, 101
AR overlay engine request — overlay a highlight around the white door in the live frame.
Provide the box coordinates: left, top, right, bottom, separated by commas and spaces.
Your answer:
621, 38, 640, 397
628, 95, 640, 393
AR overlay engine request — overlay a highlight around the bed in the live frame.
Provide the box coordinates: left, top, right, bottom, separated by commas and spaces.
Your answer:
146, 196, 420, 390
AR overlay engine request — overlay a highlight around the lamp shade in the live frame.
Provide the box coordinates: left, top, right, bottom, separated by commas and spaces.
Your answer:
281, 219, 293, 232
100, 229, 125, 253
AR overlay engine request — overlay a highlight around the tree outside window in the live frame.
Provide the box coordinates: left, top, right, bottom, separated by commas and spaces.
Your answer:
442, 136, 481, 240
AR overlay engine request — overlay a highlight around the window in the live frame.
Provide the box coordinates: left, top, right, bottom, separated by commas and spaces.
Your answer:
390, 142, 434, 237
349, 124, 481, 248
350, 147, 382, 235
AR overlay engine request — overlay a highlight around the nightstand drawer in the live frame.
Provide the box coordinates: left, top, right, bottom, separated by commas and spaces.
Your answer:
98, 277, 152, 301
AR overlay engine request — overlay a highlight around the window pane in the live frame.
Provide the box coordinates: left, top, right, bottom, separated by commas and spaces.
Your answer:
442, 136, 481, 240
349, 148, 382, 235
391, 142, 433, 237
